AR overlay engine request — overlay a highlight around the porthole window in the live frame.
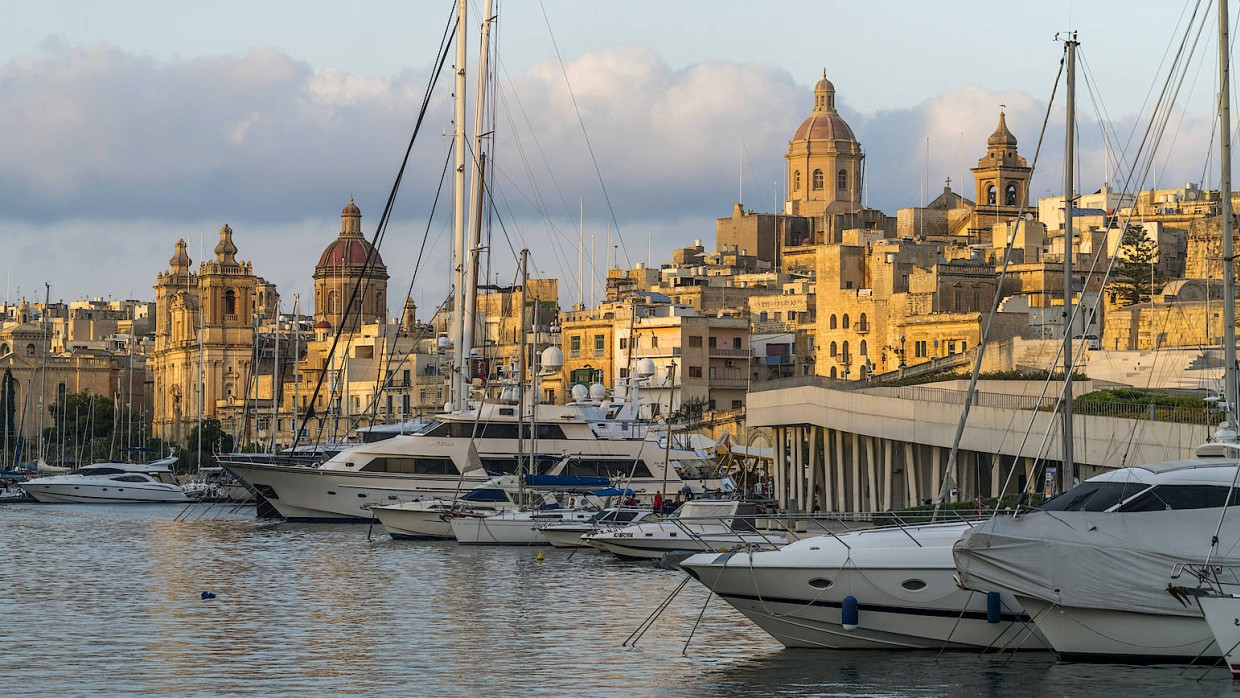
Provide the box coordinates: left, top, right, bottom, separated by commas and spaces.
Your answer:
808, 578, 833, 589
901, 579, 927, 591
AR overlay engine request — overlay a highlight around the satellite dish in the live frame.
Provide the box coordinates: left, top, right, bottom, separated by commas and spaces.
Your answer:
588, 383, 607, 401
436, 334, 451, 350
571, 384, 589, 402
636, 358, 656, 378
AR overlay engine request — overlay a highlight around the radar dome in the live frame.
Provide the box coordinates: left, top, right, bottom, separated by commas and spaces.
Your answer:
540, 346, 564, 370
436, 334, 451, 350
589, 383, 607, 401
571, 384, 589, 402
636, 358, 656, 378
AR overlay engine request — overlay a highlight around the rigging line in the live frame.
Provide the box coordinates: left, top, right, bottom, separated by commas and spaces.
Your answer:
369, 147, 457, 424
488, 74, 587, 285
537, 0, 632, 268
1114, 0, 1205, 163
290, 6, 457, 455
934, 45, 1065, 512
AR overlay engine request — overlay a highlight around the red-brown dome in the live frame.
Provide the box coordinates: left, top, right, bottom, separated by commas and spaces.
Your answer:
316, 236, 386, 271
315, 318, 333, 330
793, 113, 856, 142
342, 199, 361, 217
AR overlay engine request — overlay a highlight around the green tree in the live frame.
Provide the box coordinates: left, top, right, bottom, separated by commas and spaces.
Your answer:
178, 419, 235, 472
1109, 225, 1165, 306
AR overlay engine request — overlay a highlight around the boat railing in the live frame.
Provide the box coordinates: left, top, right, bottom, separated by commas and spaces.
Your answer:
657, 508, 988, 552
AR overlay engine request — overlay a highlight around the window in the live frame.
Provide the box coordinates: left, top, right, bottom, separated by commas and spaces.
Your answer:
830, 366, 837, 378
708, 367, 717, 379
812, 169, 824, 190
987, 185, 996, 205
26, 344, 35, 356
860, 340, 868, 356
708, 336, 717, 348
829, 341, 838, 357
1040, 481, 1151, 512
842, 314, 850, 329
594, 334, 605, 352
1005, 183, 1018, 206
689, 336, 703, 347
651, 335, 658, 347
328, 290, 340, 314
570, 335, 581, 355
829, 314, 838, 329
794, 170, 801, 191
732, 400, 743, 409
858, 313, 868, 331
947, 341, 956, 354
733, 337, 741, 348
961, 341, 967, 352
688, 366, 703, 378
914, 340, 928, 358
1116, 485, 1239, 512
837, 169, 847, 190
842, 341, 850, 359
619, 338, 628, 350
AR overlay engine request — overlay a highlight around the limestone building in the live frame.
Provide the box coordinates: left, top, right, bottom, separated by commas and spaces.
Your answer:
314, 199, 389, 334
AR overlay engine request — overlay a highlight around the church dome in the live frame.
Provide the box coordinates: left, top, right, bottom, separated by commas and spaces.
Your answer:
315, 318, 333, 330
792, 71, 856, 143
793, 113, 856, 142
987, 112, 1018, 148
315, 198, 387, 273
317, 236, 386, 271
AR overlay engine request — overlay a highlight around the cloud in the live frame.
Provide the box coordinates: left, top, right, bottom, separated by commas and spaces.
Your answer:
0, 41, 1220, 303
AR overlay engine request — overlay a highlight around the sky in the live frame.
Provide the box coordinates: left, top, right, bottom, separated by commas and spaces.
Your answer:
0, 0, 1229, 312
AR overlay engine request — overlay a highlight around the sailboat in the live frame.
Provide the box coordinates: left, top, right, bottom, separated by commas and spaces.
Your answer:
953, 5, 1240, 664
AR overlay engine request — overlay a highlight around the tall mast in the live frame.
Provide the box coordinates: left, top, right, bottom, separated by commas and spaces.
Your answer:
1061, 34, 1078, 494
450, 0, 469, 410
292, 294, 300, 445
462, 0, 494, 404
38, 282, 49, 466
517, 249, 529, 504
1220, 0, 1237, 421
270, 300, 280, 454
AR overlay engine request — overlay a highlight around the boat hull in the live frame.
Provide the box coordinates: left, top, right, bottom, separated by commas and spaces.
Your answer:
1197, 595, 1240, 676
681, 553, 1046, 651
1016, 597, 1217, 664
21, 482, 188, 504
224, 462, 488, 522
451, 514, 550, 545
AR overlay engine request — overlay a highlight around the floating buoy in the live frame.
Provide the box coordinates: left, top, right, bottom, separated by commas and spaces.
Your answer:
841, 595, 859, 631
986, 591, 1002, 624
200, 591, 216, 600
536, 550, 544, 562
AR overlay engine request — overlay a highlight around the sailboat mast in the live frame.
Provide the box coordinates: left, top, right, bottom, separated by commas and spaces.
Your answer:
1061, 35, 1078, 493
1220, 0, 1237, 418
451, 0, 469, 410
462, 0, 494, 402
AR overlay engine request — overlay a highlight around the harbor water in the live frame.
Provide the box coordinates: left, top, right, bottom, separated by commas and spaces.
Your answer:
2, 503, 1236, 697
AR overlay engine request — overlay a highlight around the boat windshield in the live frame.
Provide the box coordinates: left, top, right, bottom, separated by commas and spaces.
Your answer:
460, 488, 508, 503
1114, 485, 1240, 512
1036, 481, 1150, 512
78, 467, 126, 477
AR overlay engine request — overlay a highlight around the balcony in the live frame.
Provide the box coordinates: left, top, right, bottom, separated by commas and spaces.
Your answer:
710, 377, 748, 389
708, 347, 752, 359
630, 346, 681, 358
855, 323, 870, 334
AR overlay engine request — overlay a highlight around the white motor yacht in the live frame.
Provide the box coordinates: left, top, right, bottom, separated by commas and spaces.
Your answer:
451, 504, 602, 546
680, 521, 1048, 651
371, 475, 522, 540
589, 500, 785, 560
21, 459, 188, 503
222, 395, 723, 523
954, 458, 1240, 663
539, 507, 658, 548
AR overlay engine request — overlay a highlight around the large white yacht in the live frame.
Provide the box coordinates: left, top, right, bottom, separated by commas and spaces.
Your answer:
21, 459, 188, 503
680, 520, 1048, 651
954, 457, 1240, 663
222, 389, 722, 523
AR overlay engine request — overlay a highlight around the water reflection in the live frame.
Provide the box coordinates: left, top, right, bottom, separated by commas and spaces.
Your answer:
3, 504, 1238, 696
